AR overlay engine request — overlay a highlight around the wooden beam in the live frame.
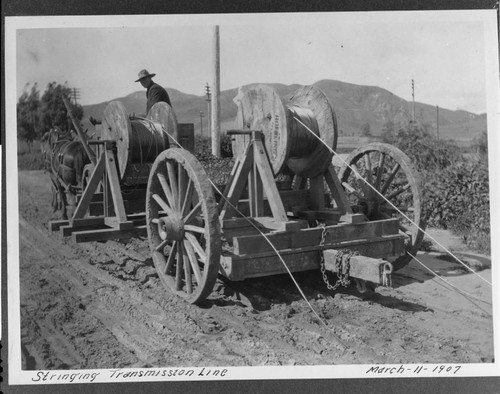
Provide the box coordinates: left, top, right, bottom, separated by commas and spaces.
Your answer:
62, 95, 96, 164
248, 159, 264, 217
340, 213, 366, 224
309, 175, 326, 210
57, 213, 148, 237
221, 235, 404, 281
222, 217, 264, 229
72, 225, 147, 243
253, 139, 287, 222
219, 143, 254, 220
232, 218, 400, 255
49, 220, 69, 232
104, 217, 135, 230
218, 151, 244, 208
295, 210, 341, 225
104, 149, 128, 222
72, 153, 106, 219
70, 217, 105, 228
323, 249, 391, 285
252, 217, 307, 232
293, 175, 306, 190
220, 250, 319, 281
324, 164, 352, 214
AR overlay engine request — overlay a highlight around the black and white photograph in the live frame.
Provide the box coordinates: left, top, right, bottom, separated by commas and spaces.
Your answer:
3, 6, 500, 392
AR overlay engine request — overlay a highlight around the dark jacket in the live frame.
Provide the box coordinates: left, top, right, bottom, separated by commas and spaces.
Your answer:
146, 82, 172, 114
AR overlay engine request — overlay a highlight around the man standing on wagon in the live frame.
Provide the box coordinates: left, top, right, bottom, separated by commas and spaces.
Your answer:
135, 69, 172, 114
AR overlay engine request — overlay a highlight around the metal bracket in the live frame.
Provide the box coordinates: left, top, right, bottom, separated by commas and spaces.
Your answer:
381, 262, 393, 288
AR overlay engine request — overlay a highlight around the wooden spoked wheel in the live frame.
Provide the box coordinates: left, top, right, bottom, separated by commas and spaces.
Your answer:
338, 143, 426, 270
146, 148, 221, 303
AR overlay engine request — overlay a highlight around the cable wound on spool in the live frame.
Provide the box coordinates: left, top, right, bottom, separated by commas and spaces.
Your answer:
128, 119, 167, 163
287, 106, 320, 158
125, 119, 168, 185
286, 85, 337, 178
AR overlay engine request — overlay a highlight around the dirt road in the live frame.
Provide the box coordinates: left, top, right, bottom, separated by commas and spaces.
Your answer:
16, 170, 494, 369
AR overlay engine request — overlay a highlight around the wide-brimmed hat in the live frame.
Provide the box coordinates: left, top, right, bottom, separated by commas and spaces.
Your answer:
135, 69, 156, 82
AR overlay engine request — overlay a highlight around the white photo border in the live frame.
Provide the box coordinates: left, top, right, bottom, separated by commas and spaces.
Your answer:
4, 10, 500, 388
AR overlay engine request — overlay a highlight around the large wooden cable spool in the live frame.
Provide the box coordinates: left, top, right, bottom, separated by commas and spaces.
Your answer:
102, 101, 177, 185
232, 84, 338, 178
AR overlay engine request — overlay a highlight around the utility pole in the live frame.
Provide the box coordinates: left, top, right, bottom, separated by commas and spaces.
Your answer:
205, 82, 211, 140
211, 25, 221, 157
72, 87, 81, 105
436, 105, 440, 140
199, 111, 204, 137
68, 87, 81, 132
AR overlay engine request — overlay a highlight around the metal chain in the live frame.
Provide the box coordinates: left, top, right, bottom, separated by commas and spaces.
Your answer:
319, 223, 340, 291
318, 223, 359, 291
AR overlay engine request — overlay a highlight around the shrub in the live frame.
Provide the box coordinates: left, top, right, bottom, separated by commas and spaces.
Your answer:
390, 125, 490, 254
389, 126, 462, 172
195, 135, 233, 159
220, 135, 233, 158
424, 160, 490, 252
194, 136, 234, 186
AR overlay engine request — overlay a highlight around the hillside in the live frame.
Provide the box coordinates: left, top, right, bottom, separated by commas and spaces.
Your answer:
81, 80, 486, 144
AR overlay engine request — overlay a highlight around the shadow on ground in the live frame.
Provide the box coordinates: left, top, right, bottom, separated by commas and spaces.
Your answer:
200, 269, 433, 313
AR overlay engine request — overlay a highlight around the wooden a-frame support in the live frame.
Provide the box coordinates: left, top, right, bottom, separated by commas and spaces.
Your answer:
218, 130, 353, 224
293, 164, 353, 214
219, 131, 287, 222
70, 141, 134, 230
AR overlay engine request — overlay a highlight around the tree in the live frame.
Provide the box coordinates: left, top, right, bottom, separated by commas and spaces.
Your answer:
391, 124, 461, 172
17, 81, 85, 145
17, 83, 41, 150
39, 82, 84, 133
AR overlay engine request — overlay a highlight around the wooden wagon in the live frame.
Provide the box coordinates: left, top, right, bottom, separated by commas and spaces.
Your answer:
51, 85, 425, 303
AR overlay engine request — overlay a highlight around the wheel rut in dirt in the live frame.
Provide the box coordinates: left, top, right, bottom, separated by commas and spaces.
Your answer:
17, 170, 495, 369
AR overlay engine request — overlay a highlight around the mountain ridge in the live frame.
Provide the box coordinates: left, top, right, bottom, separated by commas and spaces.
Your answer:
81, 79, 486, 143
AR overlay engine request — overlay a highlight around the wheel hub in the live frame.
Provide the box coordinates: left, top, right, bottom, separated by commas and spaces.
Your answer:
358, 197, 381, 220
158, 215, 185, 241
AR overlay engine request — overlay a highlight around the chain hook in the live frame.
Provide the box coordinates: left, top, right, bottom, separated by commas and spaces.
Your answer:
318, 223, 359, 292
382, 262, 393, 288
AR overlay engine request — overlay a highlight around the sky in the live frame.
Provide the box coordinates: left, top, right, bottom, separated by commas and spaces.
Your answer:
9, 11, 497, 114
